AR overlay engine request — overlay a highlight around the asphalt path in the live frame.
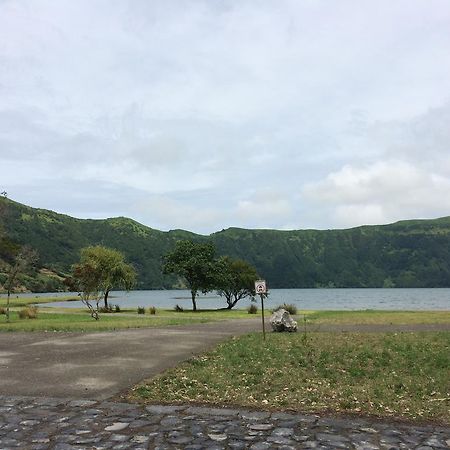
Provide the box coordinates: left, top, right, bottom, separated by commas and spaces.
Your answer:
0, 319, 261, 400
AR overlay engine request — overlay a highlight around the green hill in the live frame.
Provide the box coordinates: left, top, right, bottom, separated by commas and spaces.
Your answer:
1, 197, 450, 291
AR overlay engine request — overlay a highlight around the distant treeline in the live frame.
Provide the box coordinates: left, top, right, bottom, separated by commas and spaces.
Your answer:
1, 197, 450, 291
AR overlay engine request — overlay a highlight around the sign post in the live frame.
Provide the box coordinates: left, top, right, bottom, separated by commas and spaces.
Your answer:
255, 280, 267, 340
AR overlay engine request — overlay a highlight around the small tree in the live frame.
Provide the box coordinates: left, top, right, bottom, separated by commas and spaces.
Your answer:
70, 245, 136, 319
163, 240, 218, 311
216, 257, 258, 309
4, 246, 38, 322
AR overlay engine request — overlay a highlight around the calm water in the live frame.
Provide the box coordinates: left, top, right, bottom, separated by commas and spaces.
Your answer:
6, 288, 450, 310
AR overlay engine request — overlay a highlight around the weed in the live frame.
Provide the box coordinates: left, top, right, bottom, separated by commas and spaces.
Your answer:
0, 307, 5, 315
247, 304, 258, 314
149, 306, 156, 315
18, 306, 38, 319
114, 304, 121, 312
174, 304, 184, 312
273, 303, 298, 315
99, 305, 114, 313
130, 331, 450, 423
137, 306, 146, 315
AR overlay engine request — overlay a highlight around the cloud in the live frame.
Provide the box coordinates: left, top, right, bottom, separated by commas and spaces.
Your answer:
303, 160, 450, 227
0, 1, 450, 232
236, 190, 293, 225
131, 194, 226, 233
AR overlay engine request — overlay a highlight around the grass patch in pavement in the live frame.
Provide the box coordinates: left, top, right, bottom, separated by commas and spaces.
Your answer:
305, 310, 450, 325
130, 331, 450, 424
0, 307, 251, 332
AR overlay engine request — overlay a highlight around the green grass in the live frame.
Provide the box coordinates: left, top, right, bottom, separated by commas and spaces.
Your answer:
306, 310, 450, 325
0, 307, 448, 332
0, 296, 79, 308
130, 331, 450, 424
0, 307, 252, 332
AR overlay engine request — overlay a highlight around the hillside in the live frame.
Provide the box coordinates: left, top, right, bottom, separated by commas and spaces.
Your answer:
1, 197, 450, 291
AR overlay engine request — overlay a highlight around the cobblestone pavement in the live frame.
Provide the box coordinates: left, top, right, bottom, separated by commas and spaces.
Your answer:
0, 396, 448, 449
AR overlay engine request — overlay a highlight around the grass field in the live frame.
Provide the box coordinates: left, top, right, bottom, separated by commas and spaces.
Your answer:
0, 295, 79, 308
130, 331, 450, 424
0, 306, 252, 332
305, 310, 450, 325
0, 302, 448, 331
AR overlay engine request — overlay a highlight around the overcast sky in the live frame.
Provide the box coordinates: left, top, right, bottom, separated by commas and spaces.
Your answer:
1, 0, 449, 234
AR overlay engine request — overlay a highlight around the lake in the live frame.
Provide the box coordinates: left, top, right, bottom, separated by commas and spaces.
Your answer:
6, 288, 450, 310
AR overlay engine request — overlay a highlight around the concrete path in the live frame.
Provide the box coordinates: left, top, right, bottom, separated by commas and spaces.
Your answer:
0, 319, 261, 400
0, 396, 448, 449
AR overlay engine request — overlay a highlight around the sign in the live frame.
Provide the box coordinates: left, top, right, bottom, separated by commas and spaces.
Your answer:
255, 280, 267, 294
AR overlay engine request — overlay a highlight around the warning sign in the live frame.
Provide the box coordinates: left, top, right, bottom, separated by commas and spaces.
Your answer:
255, 280, 267, 294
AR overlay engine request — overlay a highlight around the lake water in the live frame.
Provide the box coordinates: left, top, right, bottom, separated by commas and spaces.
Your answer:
6, 288, 450, 310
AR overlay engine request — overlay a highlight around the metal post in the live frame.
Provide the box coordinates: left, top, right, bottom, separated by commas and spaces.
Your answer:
260, 293, 266, 340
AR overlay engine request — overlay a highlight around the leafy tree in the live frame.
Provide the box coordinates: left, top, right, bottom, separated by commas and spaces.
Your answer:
163, 240, 218, 311
4, 246, 38, 322
69, 245, 136, 319
216, 257, 258, 309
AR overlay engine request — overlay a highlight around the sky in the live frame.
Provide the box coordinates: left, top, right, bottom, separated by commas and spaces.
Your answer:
1, 0, 450, 234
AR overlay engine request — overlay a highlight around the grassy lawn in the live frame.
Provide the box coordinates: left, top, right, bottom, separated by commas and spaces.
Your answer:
0, 307, 253, 332
0, 305, 448, 332
130, 331, 450, 424
304, 309, 450, 325
0, 295, 79, 308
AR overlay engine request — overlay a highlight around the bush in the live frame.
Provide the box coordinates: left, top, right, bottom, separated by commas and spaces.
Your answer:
18, 306, 38, 319
0, 307, 5, 315
247, 304, 258, 314
174, 304, 184, 312
99, 305, 114, 313
114, 304, 121, 313
273, 303, 297, 315
149, 306, 156, 315
137, 306, 145, 315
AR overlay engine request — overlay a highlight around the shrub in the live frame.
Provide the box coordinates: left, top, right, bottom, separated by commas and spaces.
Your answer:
114, 304, 121, 313
0, 307, 5, 315
18, 306, 38, 319
137, 306, 145, 315
99, 305, 114, 313
273, 303, 297, 315
247, 304, 258, 314
149, 306, 156, 315
174, 304, 184, 312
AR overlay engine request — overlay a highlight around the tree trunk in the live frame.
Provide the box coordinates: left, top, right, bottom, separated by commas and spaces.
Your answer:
6, 290, 10, 323
191, 290, 197, 311
104, 289, 110, 308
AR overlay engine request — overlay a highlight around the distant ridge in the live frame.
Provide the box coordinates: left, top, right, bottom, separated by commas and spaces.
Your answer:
1, 197, 450, 291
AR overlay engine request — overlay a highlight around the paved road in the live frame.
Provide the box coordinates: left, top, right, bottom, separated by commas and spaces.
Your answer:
0, 319, 261, 400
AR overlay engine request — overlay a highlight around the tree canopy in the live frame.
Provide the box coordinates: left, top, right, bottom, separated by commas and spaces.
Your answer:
216, 257, 258, 309
163, 240, 219, 311
70, 245, 136, 318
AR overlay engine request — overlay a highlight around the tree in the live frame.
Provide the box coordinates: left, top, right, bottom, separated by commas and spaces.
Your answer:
4, 246, 38, 322
163, 240, 219, 311
216, 257, 258, 309
0, 198, 39, 322
69, 245, 136, 319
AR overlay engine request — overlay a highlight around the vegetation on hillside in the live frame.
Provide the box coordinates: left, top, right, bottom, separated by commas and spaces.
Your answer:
1, 197, 450, 291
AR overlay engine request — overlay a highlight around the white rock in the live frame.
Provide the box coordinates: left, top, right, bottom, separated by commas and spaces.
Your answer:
270, 309, 297, 332
105, 422, 129, 432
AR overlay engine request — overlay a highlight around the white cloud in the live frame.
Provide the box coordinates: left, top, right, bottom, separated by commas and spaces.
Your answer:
304, 160, 450, 227
0, 0, 450, 232
236, 190, 293, 224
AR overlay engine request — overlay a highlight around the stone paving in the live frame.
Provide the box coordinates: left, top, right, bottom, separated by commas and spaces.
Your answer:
0, 396, 448, 449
